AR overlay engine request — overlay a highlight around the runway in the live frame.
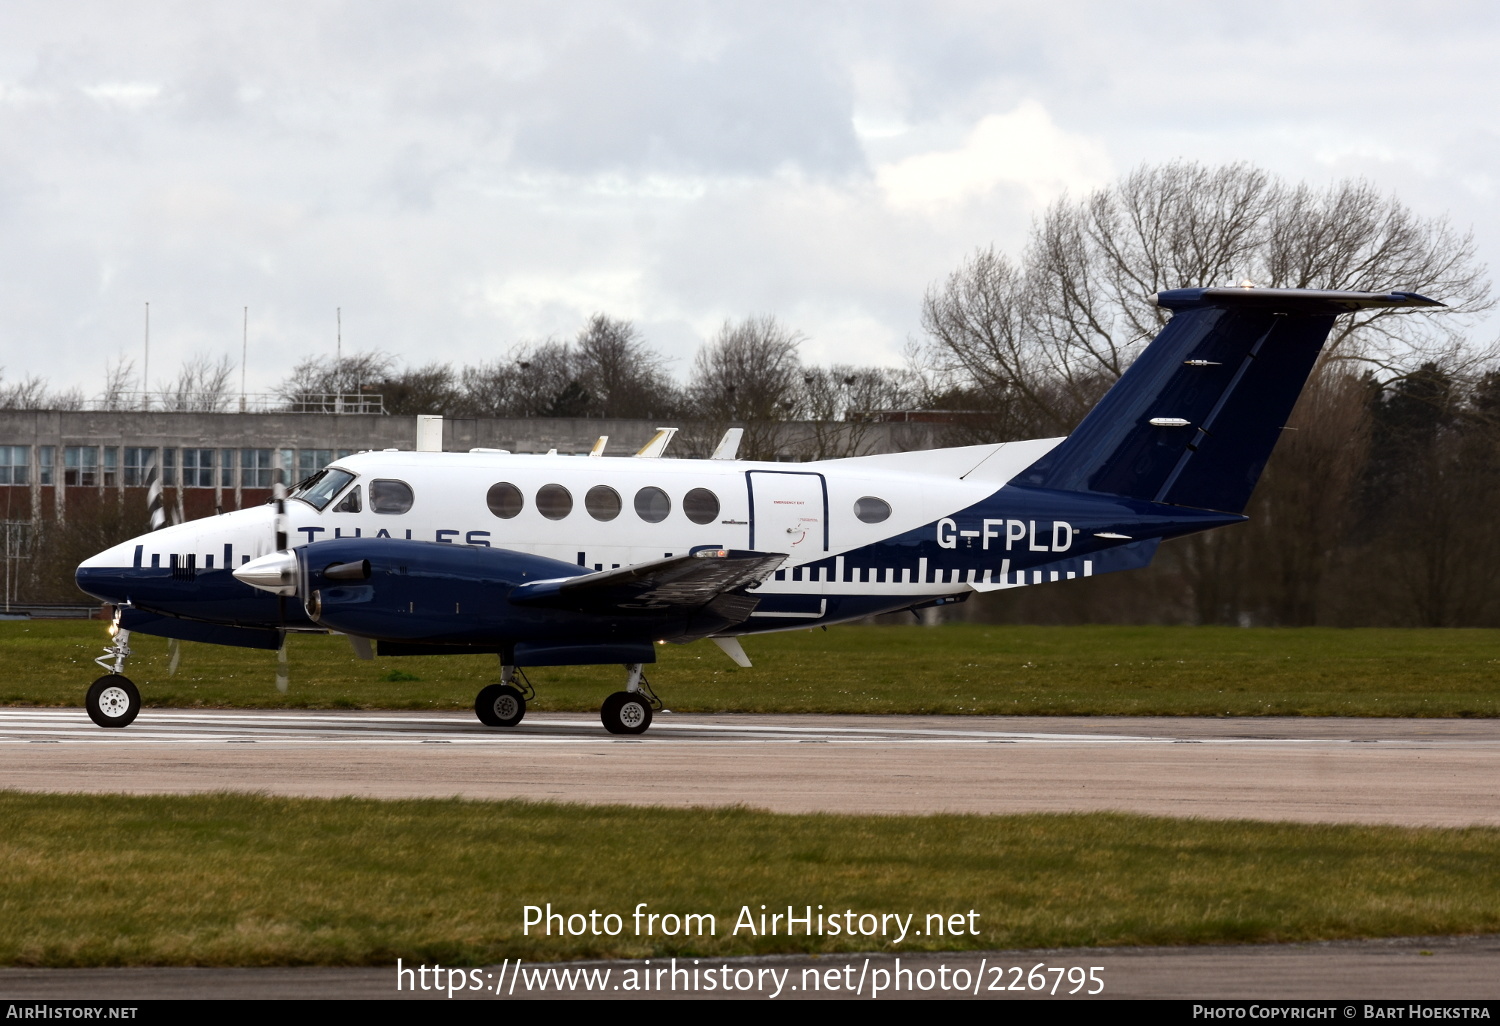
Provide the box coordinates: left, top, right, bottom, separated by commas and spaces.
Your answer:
3, 707, 1498, 826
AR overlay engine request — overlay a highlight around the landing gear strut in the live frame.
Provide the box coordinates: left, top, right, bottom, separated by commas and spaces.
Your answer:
88, 623, 140, 728
600, 663, 658, 735
474, 663, 533, 727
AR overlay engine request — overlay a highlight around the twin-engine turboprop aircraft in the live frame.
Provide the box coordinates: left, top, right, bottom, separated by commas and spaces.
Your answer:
76, 287, 1439, 733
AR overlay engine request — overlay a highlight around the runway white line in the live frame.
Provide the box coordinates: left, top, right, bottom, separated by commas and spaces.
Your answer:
2, 709, 1495, 748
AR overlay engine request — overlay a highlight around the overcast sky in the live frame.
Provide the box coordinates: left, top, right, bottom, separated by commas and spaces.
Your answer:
2, 1, 1497, 396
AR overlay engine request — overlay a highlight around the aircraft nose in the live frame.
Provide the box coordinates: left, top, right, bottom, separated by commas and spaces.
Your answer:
234, 551, 300, 596
74, 539, 144, 603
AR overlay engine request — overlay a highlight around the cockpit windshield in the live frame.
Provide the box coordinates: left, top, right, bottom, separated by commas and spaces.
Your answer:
288, 468, 356, 511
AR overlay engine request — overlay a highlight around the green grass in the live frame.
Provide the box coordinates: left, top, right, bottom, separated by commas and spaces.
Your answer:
2, 792, 1498, 966
5, 621, 1500, 717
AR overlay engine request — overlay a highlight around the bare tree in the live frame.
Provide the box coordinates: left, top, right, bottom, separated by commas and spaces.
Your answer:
795, 365, 923, 459
162, 354, 236, 412
378, 363, 463, 416
922, 161, 1494, 438
572, 314, 679, 418
278, 352, 397, 410
0, 372, 57, 410
688, 316, 805, 460
100, 358, 138, 411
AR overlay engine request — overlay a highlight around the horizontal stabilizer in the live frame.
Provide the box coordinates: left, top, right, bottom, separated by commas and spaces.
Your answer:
1015, 287, 1441, 513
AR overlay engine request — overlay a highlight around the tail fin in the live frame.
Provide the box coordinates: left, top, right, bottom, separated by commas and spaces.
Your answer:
1014, 287, 1441, 513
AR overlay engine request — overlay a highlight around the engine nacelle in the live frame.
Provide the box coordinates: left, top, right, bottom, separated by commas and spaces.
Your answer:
251, 537, 747, 653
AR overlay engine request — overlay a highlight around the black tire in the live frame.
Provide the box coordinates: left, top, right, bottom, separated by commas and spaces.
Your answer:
474, 684, 526, 727
600, 691, 652, 735
86, 674, 140, 728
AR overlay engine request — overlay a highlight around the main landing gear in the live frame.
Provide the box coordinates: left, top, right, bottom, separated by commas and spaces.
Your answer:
87, 625, 141, 728
600, 663, 660, 736
474, 664, 533, 727
469, 661, 663, 735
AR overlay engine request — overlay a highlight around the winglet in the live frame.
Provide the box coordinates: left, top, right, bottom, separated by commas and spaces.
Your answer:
635, 427, 679, 458
589, 435, 609, 458
710, 428, 744, 460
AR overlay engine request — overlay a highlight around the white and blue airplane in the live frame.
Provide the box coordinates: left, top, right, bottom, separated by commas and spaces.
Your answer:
76, 287, 1439, 734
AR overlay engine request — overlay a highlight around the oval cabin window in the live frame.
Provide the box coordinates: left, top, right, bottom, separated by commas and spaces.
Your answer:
369, 479, 414, 515
854, 496, 891, 524
634, 486, 671, 523
585, 485, 622, 521
487, 482, 524, 519
683, 487, 720, 525
536, 483, 573, 520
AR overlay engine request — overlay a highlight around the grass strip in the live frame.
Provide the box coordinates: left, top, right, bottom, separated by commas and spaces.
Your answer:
2, 792, 1499, 966
5, 621, 1500, 717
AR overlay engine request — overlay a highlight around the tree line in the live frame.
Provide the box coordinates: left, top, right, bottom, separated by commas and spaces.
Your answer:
277, 313, 923, 460
920, 162, 1498, 628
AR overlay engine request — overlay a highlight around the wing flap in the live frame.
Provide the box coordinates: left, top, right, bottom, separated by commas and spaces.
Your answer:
510, 549, 785, 613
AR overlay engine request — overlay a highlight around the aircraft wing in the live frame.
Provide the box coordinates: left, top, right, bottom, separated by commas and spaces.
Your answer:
509, 549, 786, 614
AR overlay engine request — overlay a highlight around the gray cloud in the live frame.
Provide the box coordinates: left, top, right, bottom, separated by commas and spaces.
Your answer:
0, 0, 1496, 397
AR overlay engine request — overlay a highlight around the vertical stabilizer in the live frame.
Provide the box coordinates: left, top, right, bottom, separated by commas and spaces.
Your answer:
1014, 288, 1440, 514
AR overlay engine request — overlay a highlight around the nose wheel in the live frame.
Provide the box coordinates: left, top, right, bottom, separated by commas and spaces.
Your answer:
86, 674, 141, 728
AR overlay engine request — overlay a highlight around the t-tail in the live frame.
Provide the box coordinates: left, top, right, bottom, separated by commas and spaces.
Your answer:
1014, 287, 1442, 514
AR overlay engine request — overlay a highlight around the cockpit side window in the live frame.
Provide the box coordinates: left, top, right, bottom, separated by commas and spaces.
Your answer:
370, 479, 415, 514
289, 468, 356, 511
332, 485, 362, 513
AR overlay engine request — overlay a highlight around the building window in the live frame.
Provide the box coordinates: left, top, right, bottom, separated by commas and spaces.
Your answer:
64, 446, 99, 487
103, 447, 118, 487
298, 449, 334, 481
220, 449, 236, 488
124, 448, 154, 486
162, 448, 177, 486
241, 449, 274, 489
0, 447, 29, 485
38, 447, 53, 486
182, 449, 215, 488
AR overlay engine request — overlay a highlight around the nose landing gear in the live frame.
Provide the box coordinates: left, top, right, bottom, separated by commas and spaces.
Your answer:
88, 625, 140, 728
